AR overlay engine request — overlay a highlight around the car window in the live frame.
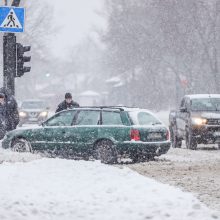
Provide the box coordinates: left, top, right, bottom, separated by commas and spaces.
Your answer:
129, 111, 161, 125
102, 111, 123, 125
45, 111, 76, 126
74, 110, 100, 125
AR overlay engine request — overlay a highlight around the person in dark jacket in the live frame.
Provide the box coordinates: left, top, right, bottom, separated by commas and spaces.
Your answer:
0, 93, 7, 139
56, 93, 79, 113
0, 87, 19, 132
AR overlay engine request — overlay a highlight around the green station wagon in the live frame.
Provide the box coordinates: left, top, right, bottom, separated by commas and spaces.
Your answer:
2, 107, 171, 163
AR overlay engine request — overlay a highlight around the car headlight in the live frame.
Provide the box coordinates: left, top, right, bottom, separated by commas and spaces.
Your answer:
191, 117, 207, 125
39, 111, 48, 117
19, 111, 27, 117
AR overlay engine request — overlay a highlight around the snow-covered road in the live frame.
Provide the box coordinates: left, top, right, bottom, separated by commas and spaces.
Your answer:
0, 149, 218, 220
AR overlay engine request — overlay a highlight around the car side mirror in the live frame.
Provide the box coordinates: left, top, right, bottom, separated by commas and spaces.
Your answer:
41, 121, 46, 127
180, 107, 187, 112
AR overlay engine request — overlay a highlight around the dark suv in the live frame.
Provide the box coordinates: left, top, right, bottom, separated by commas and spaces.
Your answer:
18, 100, 49, 126
169, 94, 220, 149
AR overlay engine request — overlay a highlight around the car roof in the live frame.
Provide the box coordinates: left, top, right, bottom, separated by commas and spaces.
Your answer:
59, 106, 153, 113
185, 94, 220, 99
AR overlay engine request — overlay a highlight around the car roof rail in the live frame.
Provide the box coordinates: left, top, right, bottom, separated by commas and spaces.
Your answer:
77, 106, 126, 111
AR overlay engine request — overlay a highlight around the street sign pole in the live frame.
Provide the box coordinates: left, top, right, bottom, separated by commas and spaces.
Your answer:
3, 33, 16, 95
11, 0, 21, 7
1, 2, 25, 96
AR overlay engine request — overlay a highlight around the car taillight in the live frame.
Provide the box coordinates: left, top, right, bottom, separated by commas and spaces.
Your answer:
166, 130, 170, 140
130, 129, 140, 141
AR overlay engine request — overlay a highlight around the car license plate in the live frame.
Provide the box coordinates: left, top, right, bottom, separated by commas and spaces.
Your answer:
29, 118, 38, 122
148, 133, 162, 139
214, 132, 220, 137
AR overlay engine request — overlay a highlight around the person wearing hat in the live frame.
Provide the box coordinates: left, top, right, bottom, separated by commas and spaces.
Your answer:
56, 92, 80, 113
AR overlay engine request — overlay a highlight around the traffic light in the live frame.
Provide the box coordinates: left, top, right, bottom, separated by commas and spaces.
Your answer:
16, 43, 31, 77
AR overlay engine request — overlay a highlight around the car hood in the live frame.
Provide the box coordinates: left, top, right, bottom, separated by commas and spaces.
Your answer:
20, 108, 46, 112
191, 111, 220, 119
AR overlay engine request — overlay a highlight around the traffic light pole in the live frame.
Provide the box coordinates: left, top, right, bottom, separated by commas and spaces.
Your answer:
2, 0, 21, 96
3, 33, 16, 95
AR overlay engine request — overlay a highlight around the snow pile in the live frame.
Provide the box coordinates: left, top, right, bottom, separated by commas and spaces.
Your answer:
0, 147, 41, 164
0, 158, 218, 220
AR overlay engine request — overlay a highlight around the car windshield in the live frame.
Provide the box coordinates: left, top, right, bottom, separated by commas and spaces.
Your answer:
191, 98, 220, 111
129, 111, 161, 125
21, 101, 46, 109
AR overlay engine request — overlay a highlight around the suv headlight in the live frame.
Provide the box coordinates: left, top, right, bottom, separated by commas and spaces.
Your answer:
39, 111, 48, 117
191, 117, 207, 125
19, 111, 27, 117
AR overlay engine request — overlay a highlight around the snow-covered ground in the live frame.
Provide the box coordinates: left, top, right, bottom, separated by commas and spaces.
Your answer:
0, 148, 219, 220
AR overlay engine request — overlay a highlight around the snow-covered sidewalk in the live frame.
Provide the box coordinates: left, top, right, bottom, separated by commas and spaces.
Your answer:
0, 155, 218, 220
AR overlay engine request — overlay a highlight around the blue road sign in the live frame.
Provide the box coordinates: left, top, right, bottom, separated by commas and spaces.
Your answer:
0, 6, 25, 33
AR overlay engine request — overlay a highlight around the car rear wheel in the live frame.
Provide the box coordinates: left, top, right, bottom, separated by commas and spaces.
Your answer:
170, 125, 182, 148
95, 140, 117, 164
185, 130, 197, 150
11, 138, 32, 153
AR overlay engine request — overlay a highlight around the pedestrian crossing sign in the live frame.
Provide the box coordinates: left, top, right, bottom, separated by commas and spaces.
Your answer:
0, 6, 25, 33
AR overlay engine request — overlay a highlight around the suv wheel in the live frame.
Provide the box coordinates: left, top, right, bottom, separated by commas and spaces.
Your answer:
11, 138, 32, 153
95, 140, 117, 164
170, 125, 182, 148
185, 129, 197, 150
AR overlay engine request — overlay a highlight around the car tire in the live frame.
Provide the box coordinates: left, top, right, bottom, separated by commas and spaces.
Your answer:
11, 138, 32, 153
95, 140, 117, 164
170, 125, 182, 148
185, 129, 197, 150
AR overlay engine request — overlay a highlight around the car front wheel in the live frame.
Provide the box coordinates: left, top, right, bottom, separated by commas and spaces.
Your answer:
185, 129, 197, 150
11, 138, 32, 153
170, 125, 182, 148
95, 140, 117, 164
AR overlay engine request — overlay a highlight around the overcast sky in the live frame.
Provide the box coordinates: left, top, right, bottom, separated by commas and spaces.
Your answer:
45, 0, 106, 59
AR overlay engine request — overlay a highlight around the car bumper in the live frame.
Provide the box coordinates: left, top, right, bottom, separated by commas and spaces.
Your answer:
192, 125, 220, 144
116, 140, 171, 156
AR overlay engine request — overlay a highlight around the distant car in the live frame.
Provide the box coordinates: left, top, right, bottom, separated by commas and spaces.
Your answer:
2, 106, 170, 163
169, 94, 220, 150
18, 100, 49, 126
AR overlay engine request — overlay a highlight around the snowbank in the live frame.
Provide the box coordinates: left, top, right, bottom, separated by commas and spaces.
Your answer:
0, 157, 218, 220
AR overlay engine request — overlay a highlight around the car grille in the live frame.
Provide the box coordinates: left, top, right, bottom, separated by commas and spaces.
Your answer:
28, 112, 39, 118
207, 119, 220, 125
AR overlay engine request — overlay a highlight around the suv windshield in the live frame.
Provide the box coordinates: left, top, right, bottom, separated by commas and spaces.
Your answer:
191, 98, 220, 111
21, 101, 46, 109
